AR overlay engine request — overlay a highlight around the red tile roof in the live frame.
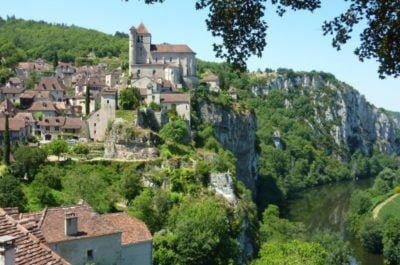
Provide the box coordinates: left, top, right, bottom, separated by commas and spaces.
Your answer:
38, 205, 121, 243
28, 101, 57, 112
203, 74, 219, 82
160, 93, 190, 103
0, 117, 28, 131
0, 208, 70, 265
136, 22, 150, 34
20, 90, 51, 100
8, 77, 22, 85
15, 112, 36, 123
103, 213, 152, 245
0, 99, 17, 115
38, 117, 66, 127
1, 86, 24, 94
35, 77, 65, 92
63, 118, 84, 129
151, 44, 195, 54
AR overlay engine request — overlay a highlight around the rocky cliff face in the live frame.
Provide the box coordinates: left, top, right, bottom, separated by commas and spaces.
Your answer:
104, 119, 159, 160
252, 72, 399, 156
199, 101, 259, 194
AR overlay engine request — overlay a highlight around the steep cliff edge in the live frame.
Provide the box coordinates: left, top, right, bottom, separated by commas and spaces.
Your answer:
199, 101, 259, 194
252, 72, 399, 157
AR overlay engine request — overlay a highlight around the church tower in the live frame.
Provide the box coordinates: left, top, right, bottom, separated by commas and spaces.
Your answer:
129, 23, 152, 75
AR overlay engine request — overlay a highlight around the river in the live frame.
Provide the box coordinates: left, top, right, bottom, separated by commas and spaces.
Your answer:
287, 179, 384, 265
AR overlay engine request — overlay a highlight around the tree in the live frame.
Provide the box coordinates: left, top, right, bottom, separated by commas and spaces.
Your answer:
383, 217, 400, 265
2, 113, 10, 165
359, 218, 383, 253
119, 166, 143, 200
132, 0, 399, 77
47, 139, 69, 160
119, 86, 140, 110
0, 175, 26, 210
159, 119, 190, 144
253, 240, 328, 265
72, 143, 90, 157
52, 51, 58, 69
85, 85, 90, 116
168, 198, 237, 265
12, 146, 47, 179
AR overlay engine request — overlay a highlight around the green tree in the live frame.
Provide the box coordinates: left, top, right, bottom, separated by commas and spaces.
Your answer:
359, 218, 383, 254
12, 146, 47, 179
159, 119, 190, 144
73, 143, 90, 157
119, 166, 143, 200
52, 51, 58, 69
119, 86, 141, 110
26, 70, 40, 90
383, 217, 400, 265
349, 190, 372, 215
0, 175, 26, 210
310, 232, 352, 265
2, 114, 10, 165
168, 198, 237, 265
47, 139, 69, 160
85, 85, 91, 115
253, 240, 327, 265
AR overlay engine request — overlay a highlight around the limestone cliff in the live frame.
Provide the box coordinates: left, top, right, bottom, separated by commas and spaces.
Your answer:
252, 72, 399, 157
199, 101, 259, 194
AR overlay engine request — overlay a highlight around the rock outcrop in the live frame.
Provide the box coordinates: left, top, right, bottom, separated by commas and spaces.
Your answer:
252, 72, 399, 156
199, 101, 258, 195
104, 119, 159, 160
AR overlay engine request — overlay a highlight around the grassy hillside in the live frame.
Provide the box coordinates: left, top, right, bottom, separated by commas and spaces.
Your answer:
0, 16, 128, 65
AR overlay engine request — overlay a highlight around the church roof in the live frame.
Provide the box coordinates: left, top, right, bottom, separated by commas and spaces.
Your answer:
137, 22, 150, 34
151, 44, 195, 54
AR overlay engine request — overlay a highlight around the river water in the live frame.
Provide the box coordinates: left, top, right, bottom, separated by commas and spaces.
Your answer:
287, 179, 384, 265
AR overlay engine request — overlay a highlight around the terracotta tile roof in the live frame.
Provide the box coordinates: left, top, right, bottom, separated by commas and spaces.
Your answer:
1, 86, 24, 94
15, 112, 36, 123
38, 205, 121, 243
151, 44, 195, 54
20, 90, 52, 100
203, 74, 219, 82
55, 102, 67, 110
137, 22, 150, 34
0, 99, 17, 115
103, 213, 152, 245
8, 77, 22, 84
0, 117, 27, 131
38, 117, 66, 127
35, 77, 65, 92
160, 93, 190, 103
28, 101, 57, 112
0, 208, 70, 265
63, 117, 83, 129
102, 89, 117, 96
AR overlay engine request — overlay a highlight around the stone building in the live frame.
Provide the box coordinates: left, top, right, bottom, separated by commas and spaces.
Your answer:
129, 22, 197, 87
11, 204, 152, 265
87, 90, 116, 141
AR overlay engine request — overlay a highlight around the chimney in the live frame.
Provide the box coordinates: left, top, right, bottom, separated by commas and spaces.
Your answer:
65, 213, 78, 236
0, 235, 16, 265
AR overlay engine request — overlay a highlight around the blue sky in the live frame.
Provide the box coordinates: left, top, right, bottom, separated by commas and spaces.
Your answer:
1, 0, 399, 111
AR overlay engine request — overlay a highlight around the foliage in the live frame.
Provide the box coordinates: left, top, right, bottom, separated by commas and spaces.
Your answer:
47, 139, 69, 159
0, 17, 128, 63
119, 86, 141, 110
383, 217, 400, 265
72, 143, 90, 156
167, 197, 237, 265
159, 119, 190, 145
359, 218, 383, 253
12, 146, 47, 179
119, 165, 143, 200
0, 175, 26, 210
85, 85, 90, 115
310, 232, 352, 265
252, 240, 328, 265
2, 114, 10, 165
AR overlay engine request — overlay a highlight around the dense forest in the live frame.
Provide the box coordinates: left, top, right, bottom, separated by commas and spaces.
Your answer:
0, 16, 128, 64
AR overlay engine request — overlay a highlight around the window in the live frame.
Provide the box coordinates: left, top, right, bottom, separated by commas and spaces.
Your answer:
94, 123, 96, 127
153, 69, 156, 75
55, 127, 59, 131
137, 36, 140, 43
94, 130, 96, 135
170, 57, 172, 62
107, 100, 109, 104
45, 126, 50, 131
87, 250, 93, 260
155, 57, 158, 63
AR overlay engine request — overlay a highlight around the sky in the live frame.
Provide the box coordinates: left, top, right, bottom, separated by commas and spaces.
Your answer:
1, 0, 399, 111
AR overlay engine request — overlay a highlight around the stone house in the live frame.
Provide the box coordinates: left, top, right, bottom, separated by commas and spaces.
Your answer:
6, 77, 24, 89
36, 116, 84, 141
66, 95, 96, 116
27, 100, 58, 117
87, 90, 116, 141
0, 87, 24, 105
129, 22, 197, 87
56, 63, 75, 87
12, 204, 152, 265
34, 77, 66, 102
203, 73, 220, 92
0, 116, 31, 146
0, 208, 70, 265
20, 90, 52, 109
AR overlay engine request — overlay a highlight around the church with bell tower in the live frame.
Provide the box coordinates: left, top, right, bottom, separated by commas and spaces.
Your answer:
129, 22, 197, 87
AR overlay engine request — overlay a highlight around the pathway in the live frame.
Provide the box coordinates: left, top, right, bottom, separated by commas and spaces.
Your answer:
372, 193, 400, 219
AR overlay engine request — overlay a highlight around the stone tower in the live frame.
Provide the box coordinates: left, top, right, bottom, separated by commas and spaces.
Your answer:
129, 22, 152, 74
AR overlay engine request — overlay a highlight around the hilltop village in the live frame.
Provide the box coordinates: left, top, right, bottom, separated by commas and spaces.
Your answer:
0, 22, 238, 265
